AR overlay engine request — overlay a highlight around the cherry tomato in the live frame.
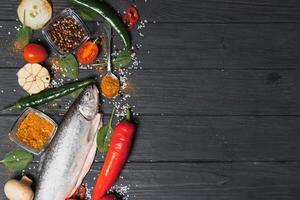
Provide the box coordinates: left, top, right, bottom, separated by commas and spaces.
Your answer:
76, 41, 99, 65
23, 43, 48, 63
100, 194, 118, 200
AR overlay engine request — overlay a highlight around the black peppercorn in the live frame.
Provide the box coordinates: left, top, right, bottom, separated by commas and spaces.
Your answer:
48, 17, 87, 53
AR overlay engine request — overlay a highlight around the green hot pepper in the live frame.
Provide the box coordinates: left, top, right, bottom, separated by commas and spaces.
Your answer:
1, 78, 95, 112
70, 0, 131, 50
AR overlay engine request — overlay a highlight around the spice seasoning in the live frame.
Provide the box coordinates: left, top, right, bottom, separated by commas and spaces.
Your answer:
16, 112, 55, 150
101, 75, 120, 98
48, 17, 87, 53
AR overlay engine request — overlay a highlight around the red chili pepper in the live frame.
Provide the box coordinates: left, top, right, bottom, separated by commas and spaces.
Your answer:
100, 194, 117, 200
92, 109, 135, 200
122, 5, 139, 30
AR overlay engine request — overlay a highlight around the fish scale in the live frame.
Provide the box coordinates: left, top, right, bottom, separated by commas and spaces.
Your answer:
35, 85, 102, 200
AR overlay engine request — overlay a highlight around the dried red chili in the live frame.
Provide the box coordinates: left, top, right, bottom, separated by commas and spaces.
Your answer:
122, 5, 139, 30
127, 6, 139, 24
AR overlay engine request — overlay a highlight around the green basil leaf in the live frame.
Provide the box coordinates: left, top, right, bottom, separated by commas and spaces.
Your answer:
96, 107, 116, 153
59, 54, 79, 79
79, 7, 98, 21
0, 149, 33, 172
16, 25, 32, 49
112, 50, 134, 68
97, 124, 113, 153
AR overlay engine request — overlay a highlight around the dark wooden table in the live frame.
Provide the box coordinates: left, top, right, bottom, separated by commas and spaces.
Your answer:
1, 0, 300, 199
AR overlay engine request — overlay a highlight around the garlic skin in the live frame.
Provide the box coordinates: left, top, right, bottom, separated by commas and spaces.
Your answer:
17, 63, 51, 95
17, 0, 52, 30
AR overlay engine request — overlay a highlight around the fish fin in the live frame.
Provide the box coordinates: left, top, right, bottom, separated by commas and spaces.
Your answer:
67, 113, 102, 198
87, 113, 103, 143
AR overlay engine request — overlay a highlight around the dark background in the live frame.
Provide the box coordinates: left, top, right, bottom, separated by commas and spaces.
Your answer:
1, 0, 300, 199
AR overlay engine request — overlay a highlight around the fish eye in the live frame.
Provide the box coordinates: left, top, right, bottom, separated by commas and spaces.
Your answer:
85, 92, 90, 97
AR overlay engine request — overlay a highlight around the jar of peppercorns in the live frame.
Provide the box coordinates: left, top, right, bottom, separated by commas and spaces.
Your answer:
42, 8, 89, 55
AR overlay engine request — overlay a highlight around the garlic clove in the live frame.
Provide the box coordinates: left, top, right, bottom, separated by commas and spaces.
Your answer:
35, 79, 46, 90
31, 63, 42, 75
26, 75, 35, 82
28, 82, 40, 94
23, 81, 32, 91
18, 78, 26, 87
24, 63, 32, 74
17, 68, 31, 79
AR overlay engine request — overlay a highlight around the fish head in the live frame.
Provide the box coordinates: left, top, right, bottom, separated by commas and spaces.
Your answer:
78, 85, 99, 120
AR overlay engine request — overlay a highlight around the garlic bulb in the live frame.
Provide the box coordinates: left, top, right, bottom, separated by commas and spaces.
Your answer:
17, 63, 51, 95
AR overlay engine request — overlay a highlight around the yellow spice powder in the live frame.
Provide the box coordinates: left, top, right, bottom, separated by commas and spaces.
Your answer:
16, 112, 54, 150
101, 75, 120, 98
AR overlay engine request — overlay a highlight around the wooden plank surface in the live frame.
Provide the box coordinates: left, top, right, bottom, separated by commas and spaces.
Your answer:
1, 162, 300, 199
1, 69, 300, 115
1, 0, 300, 22
1, 22, 300, 69
1, 0, 300, 199
1, 115, 300, 162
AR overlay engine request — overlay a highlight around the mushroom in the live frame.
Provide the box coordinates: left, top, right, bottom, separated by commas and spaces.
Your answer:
4, 176, 34, 200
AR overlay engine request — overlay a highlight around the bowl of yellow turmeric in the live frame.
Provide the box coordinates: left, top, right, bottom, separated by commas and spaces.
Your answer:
8, 107, 57, 155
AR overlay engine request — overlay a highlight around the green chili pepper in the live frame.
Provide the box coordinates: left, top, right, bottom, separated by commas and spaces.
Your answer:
0, 78, 95, 112
70, 0, 131, 50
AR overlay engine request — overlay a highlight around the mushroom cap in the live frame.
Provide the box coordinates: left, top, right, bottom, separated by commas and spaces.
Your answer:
4, 179, 34, 200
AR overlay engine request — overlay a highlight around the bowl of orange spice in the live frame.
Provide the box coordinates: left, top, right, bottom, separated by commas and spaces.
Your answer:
9, 107, 57, 155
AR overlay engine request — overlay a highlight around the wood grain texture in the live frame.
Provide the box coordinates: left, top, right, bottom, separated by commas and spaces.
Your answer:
0, 69, 299, 115
0, 0, 300, 199
1, 0, 300, 22
1, 22, 300, 70
1, 115, 300, 162
1, 162, 300, 199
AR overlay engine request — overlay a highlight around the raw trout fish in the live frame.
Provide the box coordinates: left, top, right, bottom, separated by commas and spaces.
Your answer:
35, 85, 102, 200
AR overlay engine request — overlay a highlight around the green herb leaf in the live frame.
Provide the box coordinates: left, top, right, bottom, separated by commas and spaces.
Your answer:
79, 7, 98, 21
16, 26, 32, 49
16, 11, 32, 50
59, 54, 79, 79
125, 106, 132, 121
0, 150, 33, 172
97, 107, 116, 153
95, 50, 134, 69
112, 50, 134, 68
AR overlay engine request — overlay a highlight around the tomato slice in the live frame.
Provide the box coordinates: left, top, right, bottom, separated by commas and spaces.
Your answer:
76, 40, 99, 65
